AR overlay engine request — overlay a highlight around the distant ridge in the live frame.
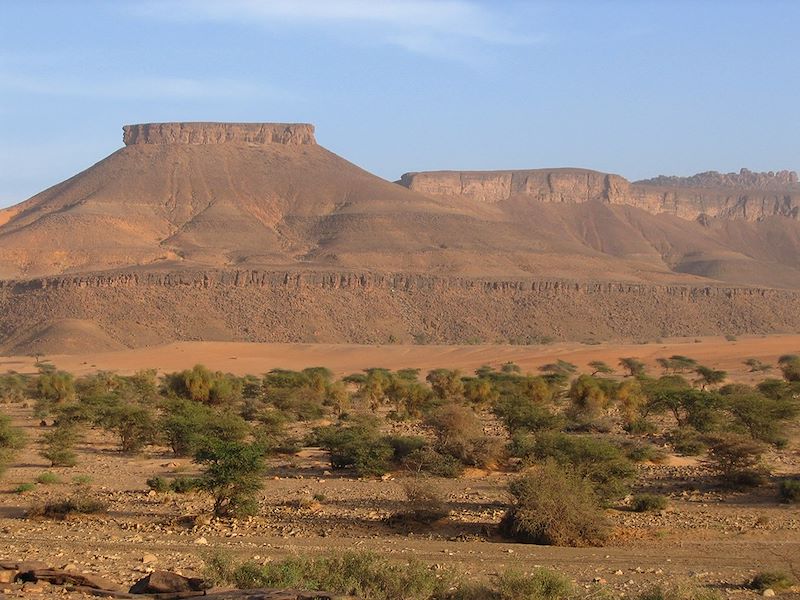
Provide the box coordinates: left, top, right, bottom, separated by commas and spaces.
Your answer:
636, 168, 799, 190
2, 122, 800, 352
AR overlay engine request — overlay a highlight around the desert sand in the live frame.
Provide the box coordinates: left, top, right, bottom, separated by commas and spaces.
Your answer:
3, 335, 799, 380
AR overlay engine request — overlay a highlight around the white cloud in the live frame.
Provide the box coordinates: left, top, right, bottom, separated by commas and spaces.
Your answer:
0, 73, 288, 101
129, 0, 538, 59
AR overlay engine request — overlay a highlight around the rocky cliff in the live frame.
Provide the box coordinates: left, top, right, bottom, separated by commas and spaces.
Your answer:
399, 168, 800, 222
637, 168, 799, 189
2, 269, 800, 354
122, 122, 316, 146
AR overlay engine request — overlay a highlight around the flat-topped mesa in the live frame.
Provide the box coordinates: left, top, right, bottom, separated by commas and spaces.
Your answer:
398, 169, 629, 204
122, 122, 316, 146
401, 168, 800, 222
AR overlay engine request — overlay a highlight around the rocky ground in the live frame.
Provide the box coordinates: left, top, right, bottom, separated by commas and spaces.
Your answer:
1, 403, 799, 599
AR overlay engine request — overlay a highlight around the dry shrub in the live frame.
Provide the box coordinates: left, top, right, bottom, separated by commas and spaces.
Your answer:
394, 479, 449, 525
501, 459, 607, 547
28, 495, 109, 520
426, 404, 503, 469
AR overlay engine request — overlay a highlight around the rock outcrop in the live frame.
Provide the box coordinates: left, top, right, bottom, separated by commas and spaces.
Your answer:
637, 168, 799, 189
399, 168, 800, 222
122, 122, 316, 146
397, 169, 628, 204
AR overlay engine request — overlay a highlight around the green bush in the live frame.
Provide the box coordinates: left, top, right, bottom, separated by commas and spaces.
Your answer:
14, 482, 35, 494
630, 493, 668, 512
401, 447, 463, 478
162, 365, 242, 405
523, 432, 635, 502
668, 427, 707, 456
195, 439, 266, 517
161, 399, 250, 457
313, 416, 394, 477
493, 392, 563, 434
501, 459, 607, 546
748, 571, 794, 592
496, 569, 572, 600
31, 371, 75, 415
779, 479, 800, 503
0, 411, 26, 476
623, 442, 667, 464
0, 373, 28, 403
170, 476, 200, 494
146, 476, 170, 493
385, 435, 427, 462
39, 423, 81, 467
566, 375, 609, 425
28, 496, 109, 519
705, 433, 768, 487
35, 471, 60, 485
637, 584, 722, 600
720, 384, 799, 446
205, 551, 449, 600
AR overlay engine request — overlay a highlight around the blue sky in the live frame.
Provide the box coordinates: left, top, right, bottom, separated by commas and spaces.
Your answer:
1, 0, 798, 207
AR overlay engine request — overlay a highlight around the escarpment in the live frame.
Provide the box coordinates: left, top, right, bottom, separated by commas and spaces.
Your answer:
3, 269, 800, 354
122, 122, 316, 145
399, 168, 800, 222
2, 121, 800, 352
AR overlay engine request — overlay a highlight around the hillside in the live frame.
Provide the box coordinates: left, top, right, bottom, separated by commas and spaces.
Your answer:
1, 122, 799, 353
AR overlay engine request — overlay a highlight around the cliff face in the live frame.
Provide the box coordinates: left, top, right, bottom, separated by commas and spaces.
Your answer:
637, 168, 799, 189
399, 169, 800, 222
122, 122, 316, 146
3, 269, 800, 354
397, 169, 628, 204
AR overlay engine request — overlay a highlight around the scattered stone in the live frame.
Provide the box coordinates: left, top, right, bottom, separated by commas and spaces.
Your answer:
762, 589, 775, 597
193, 537, 209, 545
140, 554, 157, 565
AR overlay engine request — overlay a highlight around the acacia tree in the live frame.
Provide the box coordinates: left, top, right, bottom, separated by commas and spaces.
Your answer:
195, 438, 267, 517
694, 366, 727, 390
619, 358, 646, 378
588, 361, 614, 376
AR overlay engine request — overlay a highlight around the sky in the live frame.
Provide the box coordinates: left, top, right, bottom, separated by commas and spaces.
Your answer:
1, 0, 799, 207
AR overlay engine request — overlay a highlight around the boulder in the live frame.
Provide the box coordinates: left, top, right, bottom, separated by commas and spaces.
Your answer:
129, 571, 209, 594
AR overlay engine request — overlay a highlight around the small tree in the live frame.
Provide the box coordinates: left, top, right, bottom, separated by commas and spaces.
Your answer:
694, 366, 727, 390
101, 401, 158, 454
619, 357, 646, 378
588, 361, 614, 376
39, 422, 82, 467
195, 439, 267, 517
